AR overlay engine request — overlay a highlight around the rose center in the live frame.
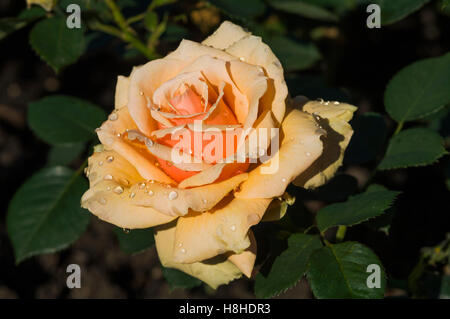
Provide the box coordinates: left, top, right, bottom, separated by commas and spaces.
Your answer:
155, 87, 249, 183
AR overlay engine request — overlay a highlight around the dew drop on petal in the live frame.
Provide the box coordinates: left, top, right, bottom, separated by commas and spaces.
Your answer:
109, 113, 118, 121
139, 182, 146, 189
282, 178, 287, 183
230, 225, 236, 231
99, 197, 107, 205
123, 228, 130, 234
106, 156, 114, 163
148, 190, 154, 196
104, 174, 113, 180
99, 161, 104, 166
306, 152, 311, 157
129, 192, 135, 199
114, 186, 124, 194
168, 191, 178, 200
181, 248, 186, 254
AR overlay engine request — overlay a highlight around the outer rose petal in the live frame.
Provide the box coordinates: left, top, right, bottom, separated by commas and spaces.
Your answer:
81, 149, 176, 228
130, 173, 248, 216
172, 197, 272, 263
225, 32, 287, 126
202, 21, 250, 50
235, 109, 325, 199
155, 222, 242, 289
97, 106, 175, 184
293, 100, 357, 189
227, 230, 257, 278
114, 76, 130, 110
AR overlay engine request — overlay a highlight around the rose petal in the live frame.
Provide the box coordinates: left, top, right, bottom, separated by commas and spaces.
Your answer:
227, 230, 257, 278
97, 107, 175, 184
131, 173, 248, 216
115, 75, 130, 110
128, 58, 185, 135
81, 149, 176, 228
172, 197, 272, 263
154, 222, 242, 289
293, 100, 357, 188
202, 20, 250, 50
226, 33, 287, 125
235, 109, 325, 199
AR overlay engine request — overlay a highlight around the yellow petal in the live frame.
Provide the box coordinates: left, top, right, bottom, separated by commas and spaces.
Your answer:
235, 109, 325, 199
155, 222, 242, 289
97, 107, 175, 184
167, 39, 236, 63
202, 20, 250, 50
227, 230, 257, 278
131, 173, 248, 216
293, 100, 357, 189
225, 33, 287, 125
81, 149, 176, 229
172, 197, 272, 263
114, 75, 130, 110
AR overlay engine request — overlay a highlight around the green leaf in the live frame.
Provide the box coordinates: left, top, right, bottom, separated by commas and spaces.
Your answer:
307, 242, 386, 298
267, 0, 338, 21
265, 36, 321, 71
255, 234, 322, 298
7, 166, 90, 263
345, 112, 387, 165
378, 128, 447, 170
29, 16, 86, 72
162, 267, 202, 291
0, 6, 46, 41
114, 227, 155, 254
316, 185, 400, 232
385, 53, 450, 123
208, 0, 266, 19
47, 142, 85, 166
28, 95, 107, 145
371, 0, 431, 25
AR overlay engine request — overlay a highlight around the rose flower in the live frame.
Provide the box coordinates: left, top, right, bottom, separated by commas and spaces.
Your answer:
81, 21, 357, 288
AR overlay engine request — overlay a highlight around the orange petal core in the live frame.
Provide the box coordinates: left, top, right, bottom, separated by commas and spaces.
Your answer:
156, 87, 249, 183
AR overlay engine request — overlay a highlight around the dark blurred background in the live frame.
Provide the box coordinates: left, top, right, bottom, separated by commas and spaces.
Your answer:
0, 0, 449, 298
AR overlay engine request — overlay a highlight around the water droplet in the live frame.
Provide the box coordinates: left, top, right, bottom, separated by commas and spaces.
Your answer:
145, 138, 154, 148
106, 186, 111, 191
178, 243, 183, 247
334, 101, 340, 105
95, 128, 101, 132
123, 228, 130, 234
99, 161, 104, 166
230, 225, 236, 231
99, 197, 107, 205
317, 98, 324, 104
106, 156, 114, 163
258, 149, 265, 156
109, 113, 118, 121
120, 178, 129, 186
306, 152, 311, 157
180, 248, 186, 254
104, 174, 113, 180
202, 199, 207, 204
168, 191, 178, 200
148, 190, 154, 196
282, 178, 287, 183
239, 57, 245, 61
114, 186, 124, 194
129, 192, 135, 199
116, 133, 122, 137
139, 182, 146, 189
139, 91, 144, 96
155, 162, 160, 167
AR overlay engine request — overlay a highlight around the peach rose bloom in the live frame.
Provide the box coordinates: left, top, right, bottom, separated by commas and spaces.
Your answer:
81, 21, 357, 288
